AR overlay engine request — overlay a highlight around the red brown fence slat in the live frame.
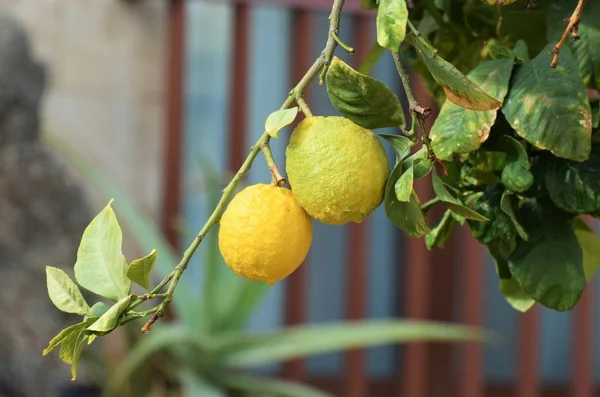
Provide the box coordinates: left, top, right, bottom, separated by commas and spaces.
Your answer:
228, 3, 250, 172
283, 8, 314, 382
162, 0, 186, 249
571, 285, 595, 397
457, 231, 485, 397
342, 14, 373, 397
400, 72, 440, 397
517, 307, 541, 397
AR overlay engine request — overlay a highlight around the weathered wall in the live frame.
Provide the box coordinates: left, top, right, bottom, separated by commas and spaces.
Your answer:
3, 0, 167, 222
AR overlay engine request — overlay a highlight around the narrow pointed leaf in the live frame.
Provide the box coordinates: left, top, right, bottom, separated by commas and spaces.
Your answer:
430, 59, 514, 159
126, 249, 157, 291
501, 44, 592, 161
385, 162, 430, 237
379, 133, 412, 161
265, 107, 298, 139
74, 200, 130, 301
43, 318, 95, 356
404, 146, 432, 178
70, 331, 88, 380
406, 34, 501, 110
499, 136, 533, 193
46, 267, 92, 316
327, 57, 405, 129
217, 320, 489, 367
432, 169, 489, 221
376, 0, 409, 51
425, 210, 457, 250
500, 191, 528, 241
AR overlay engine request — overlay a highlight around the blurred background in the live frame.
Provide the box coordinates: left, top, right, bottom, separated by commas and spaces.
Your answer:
0, 1, 598, 397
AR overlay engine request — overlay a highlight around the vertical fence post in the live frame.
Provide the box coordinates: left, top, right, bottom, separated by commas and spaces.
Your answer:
516, 308, 540, 397
283, 7, 314, 383
162, 0, 186, 249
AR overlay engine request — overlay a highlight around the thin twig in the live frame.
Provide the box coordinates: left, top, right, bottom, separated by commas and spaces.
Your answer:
261, 143, 286, 187
550, 0, 586, 69
139, 0, 348, 333
296, 97, 313, 117
331, 30, 355, 53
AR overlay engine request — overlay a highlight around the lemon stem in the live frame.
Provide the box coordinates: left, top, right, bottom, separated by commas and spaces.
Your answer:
139, 0, 348, 334
296, 97, 313, 117
261, 143, 286, 187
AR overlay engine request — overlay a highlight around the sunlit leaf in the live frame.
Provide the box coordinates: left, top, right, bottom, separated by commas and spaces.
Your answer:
86, 295, 132, 334
406, 34, 501, 110
395, 161, 414, 202
74, 200, 130, 301
379, 133, 412, 162
127, 249, 157, 291
46, 267, 92, 316
573, 218, 600, 280
499, 278, 535, 312
376, 0, 409, 51
430, 59, 514, 159
43, 318, 95, 356
265, 107, 298, 139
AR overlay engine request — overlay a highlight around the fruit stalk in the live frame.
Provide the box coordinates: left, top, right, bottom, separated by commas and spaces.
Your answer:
140, 0, 347, 333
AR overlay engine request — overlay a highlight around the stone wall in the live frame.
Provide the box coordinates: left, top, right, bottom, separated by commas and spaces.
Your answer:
3, 0, 167, 222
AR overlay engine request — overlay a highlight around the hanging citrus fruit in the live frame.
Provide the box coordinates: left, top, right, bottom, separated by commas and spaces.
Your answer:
218, 184, 313, 285
286, 116, 390, 224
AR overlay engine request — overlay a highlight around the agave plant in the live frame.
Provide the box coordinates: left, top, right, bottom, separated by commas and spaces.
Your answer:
44, 133, 490, 397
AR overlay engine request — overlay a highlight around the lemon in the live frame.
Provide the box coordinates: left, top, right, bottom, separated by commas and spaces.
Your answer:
218, 184, 313, 285
286, 116, 390, 224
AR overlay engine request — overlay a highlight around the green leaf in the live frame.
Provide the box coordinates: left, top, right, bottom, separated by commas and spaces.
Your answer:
573, 218, 600, 280
501, 44, 592, 162
86, 295, 132, 334
126, 249, 157, 291
326, 57, 406, 129
90, 301, 111, 318
432, 169, 489, 221
498, 136, 533, 193
468, 185, 517, 245
217, 373, 333, 397
430, 59, 514, 159
46, 267, 92, 316
43, 318, 95, 356
508, 200, 586, 311
487, 39, 516, 60
404, 146, 432, 178
500, 191, 528, 241
361, 0, 378, 9
379, 133, 412, 161
425, 210, 457, 250
216, 320, 489, 368
69, 331, 88, 380
481, 0, 518, 5
395, 161, 414, 202
74, 200, 130, 301
547, 0, 600, 90
376, 0, 409, 51
406, 34, 501, 111
265, 107, 298, 139
512, 40, 530, 62
545, 146, 600, 214
55, 322, 91, 380
499, 278, 535, 312
592, 101, 599, 129
385, 162, 430, 237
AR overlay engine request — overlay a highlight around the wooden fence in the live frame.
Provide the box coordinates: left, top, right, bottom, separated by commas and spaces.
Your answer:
158, 0, 597, 396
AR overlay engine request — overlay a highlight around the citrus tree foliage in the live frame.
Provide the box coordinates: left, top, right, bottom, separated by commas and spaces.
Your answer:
44, 0, 600, 384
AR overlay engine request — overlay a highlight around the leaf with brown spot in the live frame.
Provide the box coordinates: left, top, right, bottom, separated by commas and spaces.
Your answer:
406, 34, 501, 111
502, 44, 592, 162
430, 59, 514, 160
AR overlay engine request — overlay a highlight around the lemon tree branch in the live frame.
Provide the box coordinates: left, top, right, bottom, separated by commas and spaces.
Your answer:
550, 0, 586, 69
261, 143, 286, 187
139, 0, 348, 333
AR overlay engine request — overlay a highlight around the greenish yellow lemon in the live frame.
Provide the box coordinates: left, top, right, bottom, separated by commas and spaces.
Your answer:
218, 184, 313, 285
286, 116, 390, 225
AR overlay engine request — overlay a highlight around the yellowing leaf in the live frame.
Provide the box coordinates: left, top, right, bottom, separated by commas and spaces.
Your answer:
406, 34, 501, 111
86, 295, 133, 334
376, 0, 409, 51
265, 107, 298, 139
